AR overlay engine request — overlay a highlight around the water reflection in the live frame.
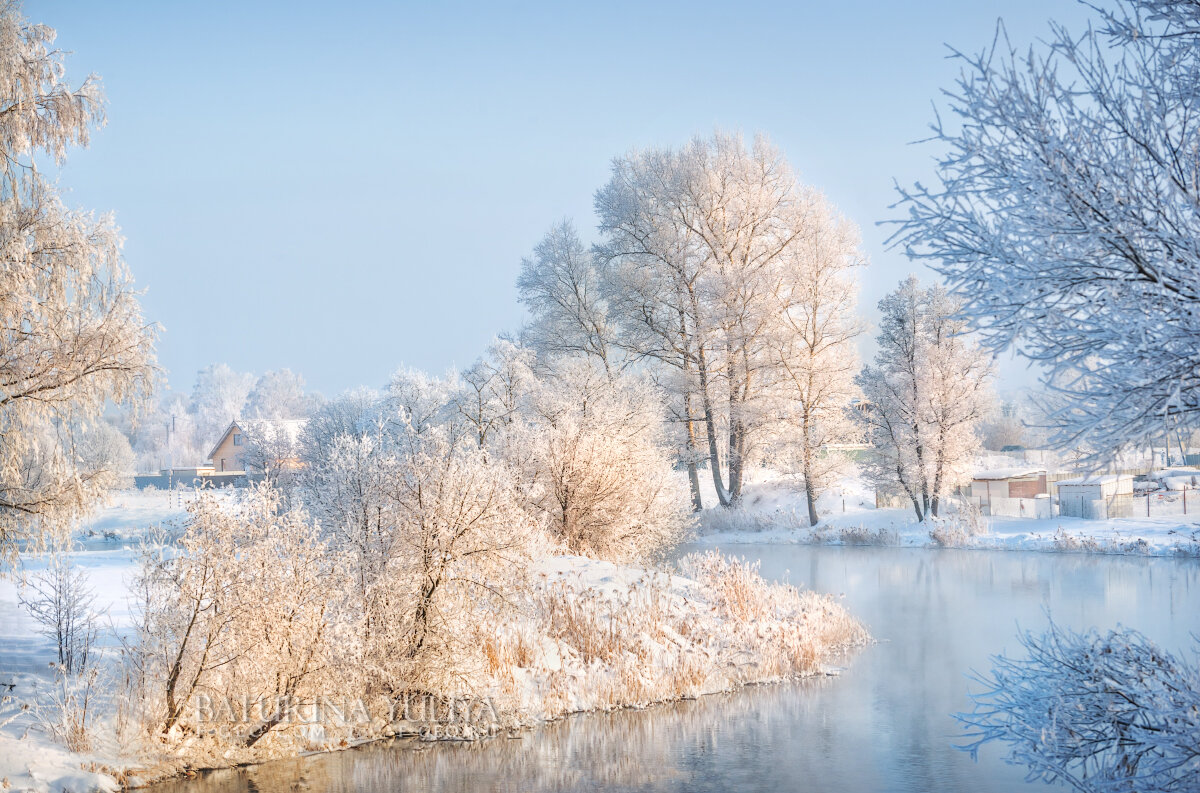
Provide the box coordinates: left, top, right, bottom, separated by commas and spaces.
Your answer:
154, 546, 1200, 793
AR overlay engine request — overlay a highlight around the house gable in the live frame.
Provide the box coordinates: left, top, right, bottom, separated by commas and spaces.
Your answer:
208, 420, 247, 473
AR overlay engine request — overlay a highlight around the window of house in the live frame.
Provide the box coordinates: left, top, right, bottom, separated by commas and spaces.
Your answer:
233, 433, 242, 446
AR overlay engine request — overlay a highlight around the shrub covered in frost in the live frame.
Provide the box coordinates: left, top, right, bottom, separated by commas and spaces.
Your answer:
960, 622, 1200, 793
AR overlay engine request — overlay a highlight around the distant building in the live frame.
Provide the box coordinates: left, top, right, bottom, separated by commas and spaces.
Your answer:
970, 468, 1048, 502
1057, 474, 1134, 519
969, 468, 1050, 518
208, 418, 308, 474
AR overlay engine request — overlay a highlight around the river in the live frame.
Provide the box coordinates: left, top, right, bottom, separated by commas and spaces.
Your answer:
151, 544, 1200, 793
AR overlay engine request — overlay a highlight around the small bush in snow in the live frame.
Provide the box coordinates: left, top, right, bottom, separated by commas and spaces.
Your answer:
698, 504, 807, 535
18, 551, 99, 675
39, 667, 101, 753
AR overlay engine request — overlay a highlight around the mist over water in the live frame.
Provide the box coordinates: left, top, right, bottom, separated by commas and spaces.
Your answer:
154, 545, 1200, 793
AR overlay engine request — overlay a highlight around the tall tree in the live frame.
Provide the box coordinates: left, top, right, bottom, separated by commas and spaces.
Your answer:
892, 0, 1200, 457
595, 145, 709, 509
769, 204, 865, 525
856, 278, 992, 521
0, 1, 156, 562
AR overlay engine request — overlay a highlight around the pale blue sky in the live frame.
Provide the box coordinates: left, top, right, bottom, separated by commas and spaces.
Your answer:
31, 0, 1090, 397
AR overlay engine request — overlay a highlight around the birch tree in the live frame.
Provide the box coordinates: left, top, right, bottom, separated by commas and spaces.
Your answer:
856, 278, 992, 521
596, 145, 709, 510
672, 133, 816, 505
891, 0, 1200, 458
0, 1, 156, 562
769, 206, 864, 526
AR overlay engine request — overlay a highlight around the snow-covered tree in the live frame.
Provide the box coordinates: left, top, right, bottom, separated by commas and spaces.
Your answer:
134, 485, 336, 743
856, 278, 992, 521
19, 550, 99, 674
244, 368, 318, 420
296, 393, 394, 637
450, 338, 535, 448
0, 1, 157, 562
505, 360, 691, 562
594, 145, 708, 509
347, 426, 543, 696
76, 421, 135, 490
891, 0, 1200, 458
768, 202, 865, 525
961, 621, 1200, 793
517, 221, 619, 374
597, 131, 865, 509
297, 387, 380, 466
979, 399, 1044, 451
188, 364, 254, 446
238, 419, 306, 486
385, 366, 455, 440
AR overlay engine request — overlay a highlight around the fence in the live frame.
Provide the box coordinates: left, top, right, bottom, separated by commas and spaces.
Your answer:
960, 494, 1052, 519
1065, 489, 1195, 520
987, 496, 1052, 519
1124, 490, 1193, 518
133, 471, 253, 490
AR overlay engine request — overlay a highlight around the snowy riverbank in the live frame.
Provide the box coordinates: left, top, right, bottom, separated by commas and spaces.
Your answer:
0, 491, 868, 793
693, 475, 1200, 557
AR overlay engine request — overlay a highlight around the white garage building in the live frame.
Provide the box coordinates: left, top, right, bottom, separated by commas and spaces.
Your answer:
1057, 474, 1134, 519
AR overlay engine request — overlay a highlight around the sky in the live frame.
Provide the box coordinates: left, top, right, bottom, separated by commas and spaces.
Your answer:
29, 0, 1095, 399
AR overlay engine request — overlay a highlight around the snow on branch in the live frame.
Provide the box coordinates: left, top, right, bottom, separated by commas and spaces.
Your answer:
959, 620, 1200, 792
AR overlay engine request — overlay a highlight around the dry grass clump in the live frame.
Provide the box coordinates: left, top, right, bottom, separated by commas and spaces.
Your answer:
836, 525, 900, 546
445, 551, 869, 727
679, 552, 870, 681
928, 504, 987, 547
1051, 529, 1104, 553
1169, 528, 1200, 557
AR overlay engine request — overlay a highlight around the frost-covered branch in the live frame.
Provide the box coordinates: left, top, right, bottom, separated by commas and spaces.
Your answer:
960, 621, 1200, 792
891, 0, 1200, 457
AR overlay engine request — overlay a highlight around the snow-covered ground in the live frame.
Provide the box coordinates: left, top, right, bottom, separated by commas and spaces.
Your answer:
693, 471, 1200, 556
